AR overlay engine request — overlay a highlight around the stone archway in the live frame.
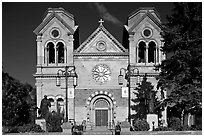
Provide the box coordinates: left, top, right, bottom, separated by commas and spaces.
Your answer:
86, 91, 116, 127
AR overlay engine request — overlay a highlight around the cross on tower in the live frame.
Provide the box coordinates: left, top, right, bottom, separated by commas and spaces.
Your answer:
99, 19, 104, 25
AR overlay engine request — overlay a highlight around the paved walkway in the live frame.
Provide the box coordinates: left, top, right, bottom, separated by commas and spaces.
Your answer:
4, 128, 202, 135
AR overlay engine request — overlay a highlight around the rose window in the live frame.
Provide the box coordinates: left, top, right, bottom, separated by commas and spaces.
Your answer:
92, 64, 111, 84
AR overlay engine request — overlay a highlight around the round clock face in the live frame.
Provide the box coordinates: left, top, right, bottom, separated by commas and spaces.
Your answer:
92, 64, 111, 84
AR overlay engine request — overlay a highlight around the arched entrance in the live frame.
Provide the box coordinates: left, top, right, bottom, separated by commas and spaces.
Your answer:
94, 99, 109, 126
86, 91, 116, 127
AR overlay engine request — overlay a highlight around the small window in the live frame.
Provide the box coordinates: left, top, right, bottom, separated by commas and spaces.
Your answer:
50, 28, 60, 38
142, 28, 152, 38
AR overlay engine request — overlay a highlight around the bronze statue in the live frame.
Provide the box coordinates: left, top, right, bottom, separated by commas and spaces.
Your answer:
40, 95, 51, 119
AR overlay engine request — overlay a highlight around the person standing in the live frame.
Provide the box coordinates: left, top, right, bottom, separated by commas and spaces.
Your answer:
115, 122, 121, 135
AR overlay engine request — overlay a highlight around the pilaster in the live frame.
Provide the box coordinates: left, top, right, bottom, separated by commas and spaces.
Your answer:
66, 35, 74, 66
37, 35, 42, 65
129, 33, 135, 65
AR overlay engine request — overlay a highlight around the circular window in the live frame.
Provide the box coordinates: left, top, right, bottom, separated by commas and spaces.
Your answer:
50, 28, 60, 38
96, 41, 107, 51
92, 64, 111, 84
142, 28, 152, 38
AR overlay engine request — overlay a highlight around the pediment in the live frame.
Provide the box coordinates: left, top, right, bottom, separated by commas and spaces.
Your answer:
76, 25, 126, 53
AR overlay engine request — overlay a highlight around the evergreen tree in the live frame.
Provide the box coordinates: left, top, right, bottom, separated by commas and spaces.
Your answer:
156, 3, 202, 116
131, 74, 158, 120
2, 71, 34, 126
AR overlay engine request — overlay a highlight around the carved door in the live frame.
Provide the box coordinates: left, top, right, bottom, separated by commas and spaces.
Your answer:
95, 109, 108, 126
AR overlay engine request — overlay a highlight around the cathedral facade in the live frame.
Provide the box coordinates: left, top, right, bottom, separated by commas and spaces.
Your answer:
33, 7, 165, 127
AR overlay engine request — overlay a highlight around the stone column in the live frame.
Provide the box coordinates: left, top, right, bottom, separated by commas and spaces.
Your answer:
45, 47, 48, 65
136, 45, 139, 63
145, 43, 149, 64
64, 47, 67, 64
36, 35, 42, 65
56, 46, 58, 65
55, 44, 57, 65
155, 46, 159, 64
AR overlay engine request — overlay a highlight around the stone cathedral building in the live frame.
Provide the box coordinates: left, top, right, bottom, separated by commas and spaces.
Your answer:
33, 7, 166, 127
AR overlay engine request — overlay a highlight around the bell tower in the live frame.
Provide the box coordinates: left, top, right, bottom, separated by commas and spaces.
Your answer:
123, 7, 167, 127
33, 8, 78, 120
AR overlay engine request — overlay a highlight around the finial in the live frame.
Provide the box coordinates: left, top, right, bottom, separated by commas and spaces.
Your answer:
99, 18, 104, 25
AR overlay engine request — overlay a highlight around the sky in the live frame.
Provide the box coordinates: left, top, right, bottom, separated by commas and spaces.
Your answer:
2, 2, 174, 86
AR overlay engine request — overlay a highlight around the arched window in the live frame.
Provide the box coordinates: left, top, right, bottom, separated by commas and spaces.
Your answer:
138, 41, 146, 63
57, 98, 64, 102
56, 98, 64, 114
57, 42, 64, 63
95, 99, 109, 108
48, 98, 54, 103
47, 42, 55, 64
148, 41, 156, 63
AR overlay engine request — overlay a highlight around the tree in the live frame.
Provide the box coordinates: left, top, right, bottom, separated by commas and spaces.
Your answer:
2, 71, 34, 127
156, 2, 202, 120
131, 74, 158, 120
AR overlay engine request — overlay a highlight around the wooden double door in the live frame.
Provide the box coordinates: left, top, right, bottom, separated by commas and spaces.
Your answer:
95, 109, 108, 126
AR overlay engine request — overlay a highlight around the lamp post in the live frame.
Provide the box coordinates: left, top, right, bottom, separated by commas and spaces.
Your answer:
118, 65, 140, 124
56, 66, 78, 122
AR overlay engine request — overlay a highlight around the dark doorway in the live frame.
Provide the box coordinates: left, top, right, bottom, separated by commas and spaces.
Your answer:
95, 109, 108, 126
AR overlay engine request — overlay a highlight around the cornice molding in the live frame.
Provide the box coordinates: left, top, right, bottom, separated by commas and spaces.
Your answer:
74, 52, 129, 57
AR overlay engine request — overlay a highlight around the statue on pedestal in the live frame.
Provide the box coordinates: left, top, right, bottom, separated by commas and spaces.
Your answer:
40, 95, 51, 119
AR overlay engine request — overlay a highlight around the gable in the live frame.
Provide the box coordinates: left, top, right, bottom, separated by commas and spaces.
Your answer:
125, 8, 162, 33
132, 16, 162, 33
33, 9, 77, 35
75, 25, 126, 53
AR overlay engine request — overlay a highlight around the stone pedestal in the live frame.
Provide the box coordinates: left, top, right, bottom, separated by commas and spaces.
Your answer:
146, 114, 158, 131
35, 119, 46, 131
61, 122, 72, 134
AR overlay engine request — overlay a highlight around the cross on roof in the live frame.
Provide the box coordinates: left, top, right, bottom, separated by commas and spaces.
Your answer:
99, 19, 104, 25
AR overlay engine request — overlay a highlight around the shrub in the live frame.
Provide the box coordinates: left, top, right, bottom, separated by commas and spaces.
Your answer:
6, 126, 19, 133
191, 124, 202, 131
4, 124, 45, 133
133, 119, 150, 131
46, 111, 63, 132
154, 126, 173, 131
17, 124, 45, 133
169, 117, 181, 130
